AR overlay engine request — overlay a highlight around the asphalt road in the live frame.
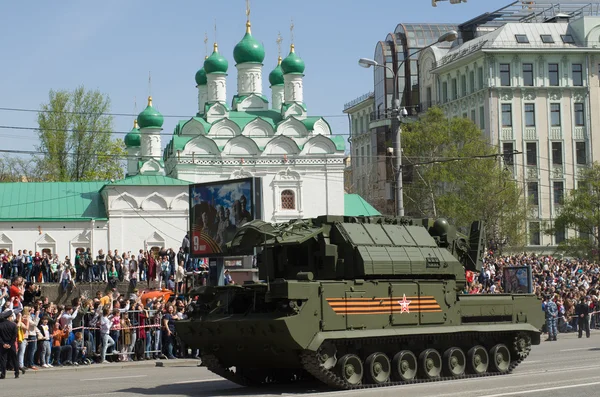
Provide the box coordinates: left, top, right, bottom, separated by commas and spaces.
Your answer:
1, 333, 599, 397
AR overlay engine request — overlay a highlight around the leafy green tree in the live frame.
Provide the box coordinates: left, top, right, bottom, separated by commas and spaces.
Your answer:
36, 86, 125, 181
547, 163, 600, 261
402, 107, 526, 246
0, 156, 37, 182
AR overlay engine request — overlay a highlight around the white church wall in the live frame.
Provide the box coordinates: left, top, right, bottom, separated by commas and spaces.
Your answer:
102, 185, 189, 253
0, 221, 108, 259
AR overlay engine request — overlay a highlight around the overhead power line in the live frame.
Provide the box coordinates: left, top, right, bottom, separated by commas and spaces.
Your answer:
0, 106, 348, 119
0, 124, 351, 137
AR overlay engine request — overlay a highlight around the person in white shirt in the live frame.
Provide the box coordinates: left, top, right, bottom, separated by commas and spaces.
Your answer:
100, 308, 115, 363
38, 316, 53, 367
59, 267, 74, 291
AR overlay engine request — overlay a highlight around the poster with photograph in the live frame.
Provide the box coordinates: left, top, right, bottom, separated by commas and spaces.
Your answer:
189, 178, 262, 257
502, 266, 532, 294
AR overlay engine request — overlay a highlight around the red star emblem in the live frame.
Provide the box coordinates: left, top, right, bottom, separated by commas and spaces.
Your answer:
398, 294, 411, 313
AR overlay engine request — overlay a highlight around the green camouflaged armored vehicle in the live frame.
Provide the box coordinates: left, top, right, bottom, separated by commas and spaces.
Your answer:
176, 216, 543, 389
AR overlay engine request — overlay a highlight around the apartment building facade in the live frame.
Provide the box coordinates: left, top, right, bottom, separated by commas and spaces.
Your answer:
419, 16, 600, 248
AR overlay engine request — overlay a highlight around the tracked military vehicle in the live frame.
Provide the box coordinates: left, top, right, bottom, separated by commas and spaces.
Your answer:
176, 216, 543, 389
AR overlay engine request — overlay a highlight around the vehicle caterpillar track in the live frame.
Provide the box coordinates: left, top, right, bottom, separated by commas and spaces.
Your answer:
176, 216, 543, 390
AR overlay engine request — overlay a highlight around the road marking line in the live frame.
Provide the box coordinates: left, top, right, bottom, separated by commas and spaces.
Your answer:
519, 360, 541, 364
559, 347, 597, 352
80, 375, 147, 381
479, 380, 600, 397
65, 393, 119, 397
173, 378, 223, 384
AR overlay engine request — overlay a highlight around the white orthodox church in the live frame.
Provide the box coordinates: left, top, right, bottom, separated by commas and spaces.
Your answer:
0, 18, 368, 259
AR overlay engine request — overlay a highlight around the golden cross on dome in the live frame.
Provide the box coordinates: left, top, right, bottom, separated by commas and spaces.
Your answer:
214, 19, 218, 44
246, 0, 251, 21
276, 32, 283, 58
290, 18, 295, 45
148, 71, 152, 97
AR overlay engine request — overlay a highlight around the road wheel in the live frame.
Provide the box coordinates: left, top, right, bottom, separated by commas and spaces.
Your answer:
391, 350, 417, 381
418, 348, 442, 379
335, 354, 363, 386
467, 345, 489, 374
365, 352, 391, 384
443, 347, 466, 377
489, 344, 511, 373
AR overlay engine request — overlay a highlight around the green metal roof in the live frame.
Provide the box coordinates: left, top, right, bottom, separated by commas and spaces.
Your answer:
344, 194, 381, 217
0, 181, 107, 221
107, 174, 189, 186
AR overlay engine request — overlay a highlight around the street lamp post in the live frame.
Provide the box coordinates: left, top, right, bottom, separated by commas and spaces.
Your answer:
359, 30, 457, 217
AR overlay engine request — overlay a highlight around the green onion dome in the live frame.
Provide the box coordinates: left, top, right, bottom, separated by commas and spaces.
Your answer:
269, 56, 284, 86
124, 119, 141, 147
281, 44, 305, 75
137, 96, 164, 129
233, 22, 265, 64
204, 43, 228, 74
195, 59, 207, 86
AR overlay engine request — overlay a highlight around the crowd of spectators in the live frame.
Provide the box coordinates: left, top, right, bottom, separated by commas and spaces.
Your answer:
465, 251, 600, 333
0, 276, 199, 373
0, 245, 202, 291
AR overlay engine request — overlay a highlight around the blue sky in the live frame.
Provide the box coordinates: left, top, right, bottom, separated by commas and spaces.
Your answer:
0, 0, 511, 154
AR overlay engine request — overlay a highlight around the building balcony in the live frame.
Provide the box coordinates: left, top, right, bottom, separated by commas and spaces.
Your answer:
501, 127, 513, 140
550, 127, 562, 140
573, 126, 586, 140
523, 127, 537, 140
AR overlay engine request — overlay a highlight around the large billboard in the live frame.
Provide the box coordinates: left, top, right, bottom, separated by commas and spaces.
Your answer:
502, 266, 533, 294
189, 178, 262, 257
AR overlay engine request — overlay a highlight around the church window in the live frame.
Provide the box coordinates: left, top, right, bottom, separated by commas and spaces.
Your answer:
281, 190, 295, 210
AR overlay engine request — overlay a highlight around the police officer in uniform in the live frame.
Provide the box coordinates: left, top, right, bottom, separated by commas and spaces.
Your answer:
544, 295, 558, 341
0, 310, 20, 379
575, 297, 591, 338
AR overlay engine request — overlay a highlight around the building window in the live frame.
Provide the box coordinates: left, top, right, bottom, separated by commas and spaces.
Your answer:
540, 34, 554, 43
552, 141, 563, 165
515, 34, 529, 43
503, 142, 514, 165
442, 82, 448, 103
501, 104, 512, 127
355, 148, 359, 167
479, 106, 485, 129
452, 78, 458, 100
574, 102, 585, 126
426, 87, 432, 107
550, 103, 561, 127
529, 222, 541, 246
500, 63, 511, 86
526, 142, 537, 166
561, 34, 575, 44
527, 182, 539, 206
461, 75, 467, 96
478, 66, 484, 89
523, 63, 533, 86
281, 190, 295, 210
366, 144, 371, 164
555, 227, 566, 244
576, 141, 587, 165
469, 70, 475, 93
470, 109, 476, 123
549, 63, 559, 86
553, 181, 564, 205
524, 103, 535, 127
572, 64, 583, 86
360, 147, 365, 167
